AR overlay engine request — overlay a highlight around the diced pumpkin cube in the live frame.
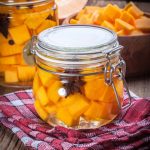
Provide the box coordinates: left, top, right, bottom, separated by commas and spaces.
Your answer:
91, 9, 104, 25
47, 81, 62, 103
84, 101, 102, 120
56, 108, 75, 127
84, 6, 103, 14
123, 2, 134, 11
34, 100, 48, 121
101, 20, 115, 31
103, 4, 122, 23
84, 78, 106, 100
67, 93, 89, 118
78, 15, 93, 24
24, 11, 49, 30
120, 11, 135, 26
98, 78, 123, 103
117, 30, 125, 36
97, 102, 115, 120
135, 18, 150, 32
36, 86, 49, 106
76, 9, 85, 20
44, 105, 57, 114
36, 20, 56, 34
115, 19, 135, 32
10, 13, 28, 27
58, 96, 76, 107
70, 19, 78, 24
9, 25, 31, 45
127, 6, 144, 19
0, 43, 23, 56
0, 55, 20, 65
0, 65, 13, 72
17, 66, 36, 82
33, 73, 42, 96
84, 101, 115, 120
4, 69, 18, 83
38, 67, 57, 87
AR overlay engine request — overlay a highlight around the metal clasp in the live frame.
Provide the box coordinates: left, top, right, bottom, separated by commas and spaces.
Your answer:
104, 54, 132, 111
114, 57, 132, 110
23, 36, 37, 65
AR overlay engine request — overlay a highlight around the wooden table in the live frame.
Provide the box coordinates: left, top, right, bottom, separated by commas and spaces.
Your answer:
0, 0, 150, 149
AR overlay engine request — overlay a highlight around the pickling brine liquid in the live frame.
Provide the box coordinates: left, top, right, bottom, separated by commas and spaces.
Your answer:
33, 67, 123, 129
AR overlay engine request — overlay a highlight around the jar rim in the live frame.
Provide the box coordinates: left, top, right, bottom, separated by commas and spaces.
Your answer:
0, 0, 51, 6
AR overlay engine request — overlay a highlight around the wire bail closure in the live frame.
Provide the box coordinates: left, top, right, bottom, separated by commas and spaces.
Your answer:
104, 53, 132, 111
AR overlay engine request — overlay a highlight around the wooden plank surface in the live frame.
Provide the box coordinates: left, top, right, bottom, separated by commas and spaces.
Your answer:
0, 0, 150, 149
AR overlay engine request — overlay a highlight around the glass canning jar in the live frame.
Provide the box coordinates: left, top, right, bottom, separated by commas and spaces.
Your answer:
32, 25, 131, 129
0, 0, 58, 87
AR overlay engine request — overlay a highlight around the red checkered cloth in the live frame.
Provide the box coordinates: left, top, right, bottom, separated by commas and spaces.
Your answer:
0, 89, 150, 150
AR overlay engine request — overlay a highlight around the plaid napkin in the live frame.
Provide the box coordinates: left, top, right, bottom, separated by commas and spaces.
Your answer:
0, 89, 150, 150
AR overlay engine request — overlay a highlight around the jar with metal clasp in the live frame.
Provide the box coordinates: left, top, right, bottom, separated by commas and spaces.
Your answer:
31, 25, 131, 129
0, 0, 58, 87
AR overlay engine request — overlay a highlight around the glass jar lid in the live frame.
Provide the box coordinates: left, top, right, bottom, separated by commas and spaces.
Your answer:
37, 25, 117, 54
35, 25, 122, 69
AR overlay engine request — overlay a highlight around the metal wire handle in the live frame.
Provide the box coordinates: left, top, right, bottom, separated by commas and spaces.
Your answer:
104, 55, 132, 111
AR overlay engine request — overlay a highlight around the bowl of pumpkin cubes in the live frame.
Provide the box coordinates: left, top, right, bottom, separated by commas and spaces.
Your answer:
64, 2, 150, 77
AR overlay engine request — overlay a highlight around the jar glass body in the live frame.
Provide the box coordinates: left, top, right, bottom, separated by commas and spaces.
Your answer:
32, 25, 126, 129
0, 0, 58, 87
33, 62, 124, 129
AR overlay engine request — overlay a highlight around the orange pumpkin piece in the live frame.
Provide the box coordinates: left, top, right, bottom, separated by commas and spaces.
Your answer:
84, 78, 106, 100
135, 17, 150, 32
36, 86, 49, 106
70, 19, 78, 24
76, 9, 85, 20
9, 24, 31, 45
127, 6, 144, 19
36, 20, 56, 34
33, 73, 41, 96
0, 55, 20, 65
4, 69, 18, 83
17, 66, 36, 82
84, 101, 115, 120
56, 107, 75, 127
24, 12, 49, 30
67, 93, 89, 118
101, 20, 115, 31
98, 78, 123, 103
120, 11, 135, 26
47, 81, 62, 103
44, 105, 57, 114
78, 14, 93, 24
10, 13, 28, 27
103, 4, 122, 23
115, 19, 135, 32
116, 30, 125, 36
38, 68, 57, 88
98, 102, 115, 120
84, 101, 103, 120
0, 65, 13, 72
0, 43, 23, 56
34, 100, 48, 121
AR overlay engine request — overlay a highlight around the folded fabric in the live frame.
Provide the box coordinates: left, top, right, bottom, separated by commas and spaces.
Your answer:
0, 89, 150, 150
